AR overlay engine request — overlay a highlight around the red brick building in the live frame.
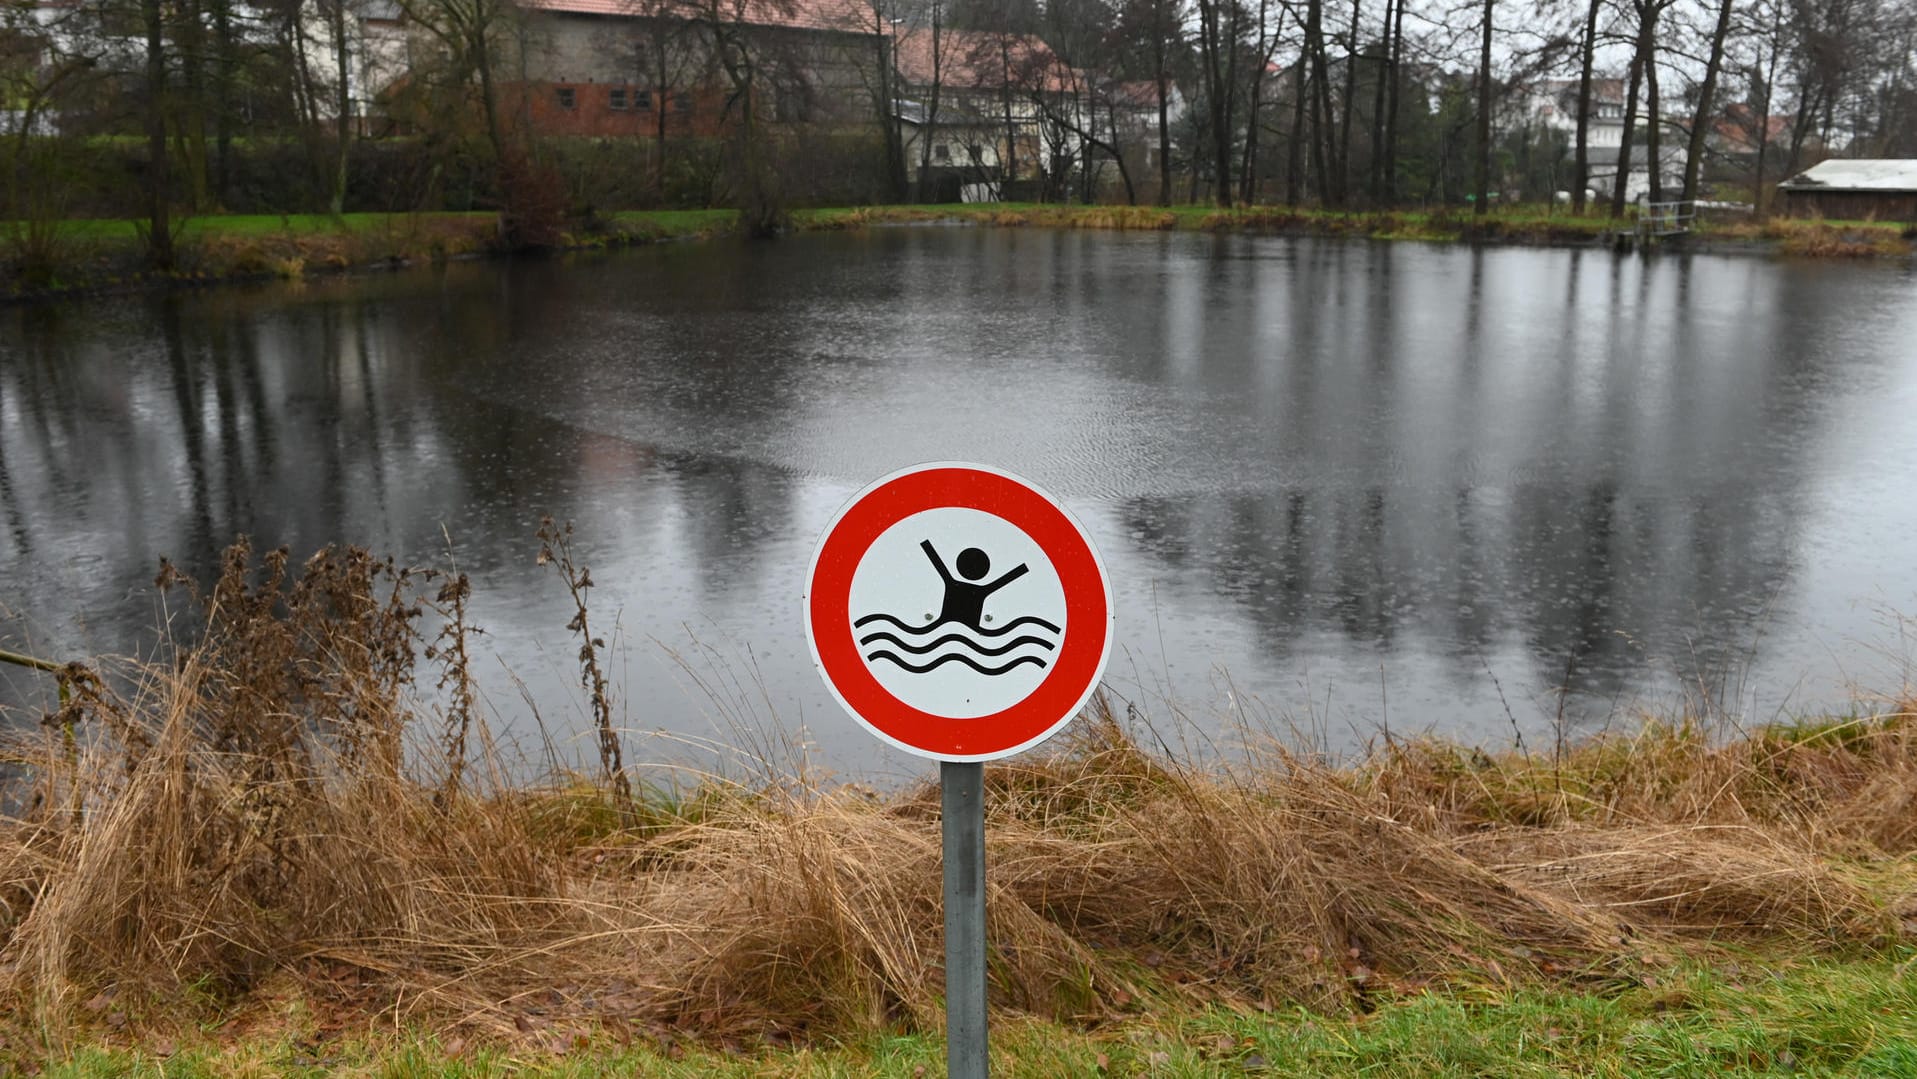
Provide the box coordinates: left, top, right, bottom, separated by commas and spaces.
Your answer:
506, 0, 885, 139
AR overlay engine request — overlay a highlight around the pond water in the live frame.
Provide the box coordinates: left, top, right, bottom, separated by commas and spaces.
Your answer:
4, 229, 1916, 781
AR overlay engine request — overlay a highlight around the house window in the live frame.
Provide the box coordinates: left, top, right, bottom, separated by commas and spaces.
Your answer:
674, 92, 692, 113
634, 89, 652, 111
933, 144, 950, 162
610, 87, 627, 110
967, 145, 983, 164
556, 87, 576, 110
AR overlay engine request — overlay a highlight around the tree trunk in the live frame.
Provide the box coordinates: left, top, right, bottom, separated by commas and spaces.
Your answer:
214, 0, 235, 206
874, 9, 899, 200
1287, 56, 1306, 204
473, 12, 507, 165
1473, 0, 1493, 215
1784, 85, 1819, 178
1195, 0, 1232, 205
1367, 0, 1395, 202
1155, 46, 1170, 204
1681, 0, 1734, 203
1239, 91, 1260, 203
1306, 0, 1332, 202
1382, 0, 1404, 202
1609, 6, 1648, 217
918, 6, 943, 200
1571, 0, 1599, 212
1751, 37, 1780, 217
1337, 0, 1361, 203
141, 0, 172, 268
655, 38, 669, 202
1645, 37, 1663, 204
330, 0, 353, 214
1001, 41, 1017, 192
179, 0, 209, 211
1240, 0, 1278, 204
1222, 0, 1241, 203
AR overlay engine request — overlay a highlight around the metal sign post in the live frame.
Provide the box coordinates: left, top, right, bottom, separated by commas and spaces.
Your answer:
942, 760, 988, 1079
805, 463, 1113, 1078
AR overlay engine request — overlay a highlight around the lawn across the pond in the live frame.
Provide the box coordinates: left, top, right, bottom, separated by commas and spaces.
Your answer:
4, 202, 1909, 300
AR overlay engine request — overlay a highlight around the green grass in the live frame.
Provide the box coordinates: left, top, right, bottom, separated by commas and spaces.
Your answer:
20, 951, 1917, 1077
5, 202, 1909, 299
605, 208, 740, 237
35, 212, 496, 242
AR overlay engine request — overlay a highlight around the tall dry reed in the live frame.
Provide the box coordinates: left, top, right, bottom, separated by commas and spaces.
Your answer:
0, 539, 1909, 1049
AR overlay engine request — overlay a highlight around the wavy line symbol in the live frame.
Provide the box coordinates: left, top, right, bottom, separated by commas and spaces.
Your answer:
853, 613, 1062, 637
853, 613, 1062, 678
859, 631, 1057, 657
862, 651, 1048, 676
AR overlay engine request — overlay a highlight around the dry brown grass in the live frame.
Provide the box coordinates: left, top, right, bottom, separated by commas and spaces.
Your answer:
1701, 216, 1915, 258
0, 541, 1911, 1050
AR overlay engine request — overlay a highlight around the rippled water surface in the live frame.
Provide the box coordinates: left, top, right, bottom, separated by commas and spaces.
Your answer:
4, 229, 1916, 777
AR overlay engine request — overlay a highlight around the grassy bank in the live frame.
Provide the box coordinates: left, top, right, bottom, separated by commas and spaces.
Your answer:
798, 202, 1916, 258
2, 539, 1915, 1073
26, 952, 1917, 1076
0, 210, 739, 300
5, 202, 1911, 302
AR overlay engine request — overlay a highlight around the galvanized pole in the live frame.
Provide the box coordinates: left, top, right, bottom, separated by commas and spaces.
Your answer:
941, 760, 988, 1079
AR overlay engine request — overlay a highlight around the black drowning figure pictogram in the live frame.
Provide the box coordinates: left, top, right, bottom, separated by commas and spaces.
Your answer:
855, 541, 1062, 676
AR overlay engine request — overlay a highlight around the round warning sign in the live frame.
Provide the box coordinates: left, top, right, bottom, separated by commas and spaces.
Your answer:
805, 463, 1114, 762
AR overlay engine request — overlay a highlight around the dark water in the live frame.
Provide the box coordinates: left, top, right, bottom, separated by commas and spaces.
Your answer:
4, 229, 1916, 779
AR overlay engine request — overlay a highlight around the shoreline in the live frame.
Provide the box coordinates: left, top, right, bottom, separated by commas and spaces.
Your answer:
2, 543, 1914, 1071
4, 203, 1911, 304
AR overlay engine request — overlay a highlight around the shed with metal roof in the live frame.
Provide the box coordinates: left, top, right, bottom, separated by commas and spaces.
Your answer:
1778, 160, 1917, 220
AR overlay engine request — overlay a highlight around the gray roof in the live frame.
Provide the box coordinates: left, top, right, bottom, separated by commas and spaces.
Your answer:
1779, 159, 1917, 193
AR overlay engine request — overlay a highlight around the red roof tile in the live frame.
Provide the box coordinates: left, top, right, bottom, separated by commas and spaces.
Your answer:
519, 0, 874, 35
893, 28, 1073, 93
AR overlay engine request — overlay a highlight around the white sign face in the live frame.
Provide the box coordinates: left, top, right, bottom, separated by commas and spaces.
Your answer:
845, 507, 1069, 719
806, 461, 1113, 762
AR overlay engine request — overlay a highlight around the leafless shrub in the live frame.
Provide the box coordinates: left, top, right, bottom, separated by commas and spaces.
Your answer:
537, 517, 632, 813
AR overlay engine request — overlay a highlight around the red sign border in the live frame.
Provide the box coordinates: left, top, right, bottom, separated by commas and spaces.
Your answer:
805, 463, 1113, 762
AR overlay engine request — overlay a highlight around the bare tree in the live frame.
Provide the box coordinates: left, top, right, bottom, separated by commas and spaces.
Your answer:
1678, 0, 1735, 202
1367, 0, 1398, 202
1570, 0, 1603, 211
1192, 0, 1237, 203
916, 0, 947, 200
1112, 0, 1184, 203
1239, 0, 1285, 203
391, 0, 519, 163
1337, 0, 1363, 202
1609, 0, 1666, 216
1474, 0, 1493, 215
141, 0, 174, 265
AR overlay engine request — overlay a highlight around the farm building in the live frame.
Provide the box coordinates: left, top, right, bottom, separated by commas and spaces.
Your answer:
1777, 160, 1917, 220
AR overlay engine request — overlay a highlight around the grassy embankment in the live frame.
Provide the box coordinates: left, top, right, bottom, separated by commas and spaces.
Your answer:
0, 209, 739, 299
2, 539, 1915, 1075
795, 202, 1917, 258
5, 203, 1911, 301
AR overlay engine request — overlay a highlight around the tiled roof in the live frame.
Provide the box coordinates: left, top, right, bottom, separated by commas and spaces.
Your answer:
893, 28, 1074, 93
519, 0, 874, 35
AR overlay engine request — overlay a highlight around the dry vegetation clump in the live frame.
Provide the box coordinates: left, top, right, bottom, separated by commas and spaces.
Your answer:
0, 539, 1911, 1051
1062, 207, 1178, 231
1196, 207, 1318, 233
155, 216, 499, 288
0, 543, 580, 1036
1700, 216, 1915, 258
